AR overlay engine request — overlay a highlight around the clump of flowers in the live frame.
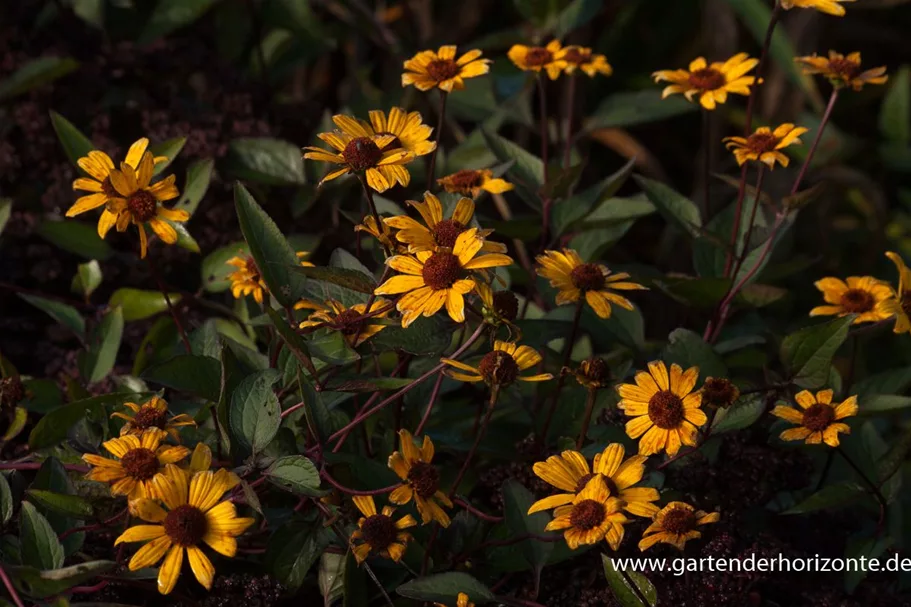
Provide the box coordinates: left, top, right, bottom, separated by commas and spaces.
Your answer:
653, 53, 758, 110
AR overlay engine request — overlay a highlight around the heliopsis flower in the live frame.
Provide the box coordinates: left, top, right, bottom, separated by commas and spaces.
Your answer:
653, 53, 758, 110
796, 51, 888, 91
67, 138, 167, 233
355, 215, 406, 254
82, 429, 190, 501
809, 276, 894, 324
882, 252, 911, 334
384, 192, 506, 254
434, 593, 474, 607
388, 429, 452, 527
536, 249, 646, 319
570, 357, 611, 390
111, 396, 196, 442
226, 251, 313, 304
638, 502, 720, 551
528, 443, 660, 518
724, 124, 809, 169
303, 115, 415, 193
349, 495, 416, 564
374, 228, 513, 327
617, 361, 707, 457
295, 298, 391, 347
771, 389, 858, 447
115, 465, 254, 594
560, 45, 612, 77
402, 46, 491, 92
508, 40, 567, 80
780, 0, 854, 16
366, 108, 436, 157
544, 476, 628, 550
442, 340, 552, 387
437, 169, 514, 198
700, 378, 740, 410
476, 282, 519, 328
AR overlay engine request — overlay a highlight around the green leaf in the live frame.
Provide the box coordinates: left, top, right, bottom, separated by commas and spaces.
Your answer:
25, 490, 93, 519
290, 265, 376, 295
139, 0, 220, 44
266, 521, 332, 592
662, 328, 727, 381
711, 394, 765, 434
142, 355, 222, 401
234, 182, 305, 307
585, 90, 697, 131
201, 241, 249, 293
148, 137, 186, 176
265, 455, 323, 496
633, 174, 702, 239
30, 458, 84, 558
8, 561, 115, 599
19, 502, 64, 570
0, 473, 12, 525
317, 552, 345, 606
880, 65, 910, 145
782, 482, 865, 515
602, 554, 657, 606
108, 288, 182, 322
78, 306, 123, 384
877, 427, 911, 486
17, 294, 85, 338
226, 137, 306, 185
503, 480, 554, 575
370, 314, 454, 356
28, 392, 149, 450
552, 158, 637, 235
266, 307, 319, 380
342, 552, 367, 607
854, 367, 911, 400
176, 158, 215, 215
844, 536, 892, 594
551, 0, 602, 38
0, 198, 13, 236
2, 407, 27, 442
72, 260, 102, 298
308, 330, 360, 365
780, 316, 853, 389
48, 111, 95, 168
482, 130, 544, 209
860, 395, 911, 412
229, 369, 282, 454
0, 57, 79, 101
396, 572, 496, 603
36, 219, 113, 261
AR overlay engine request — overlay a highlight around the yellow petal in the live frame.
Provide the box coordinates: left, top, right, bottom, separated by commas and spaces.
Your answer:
186, 545, 215, 590
158, 544, 184, 595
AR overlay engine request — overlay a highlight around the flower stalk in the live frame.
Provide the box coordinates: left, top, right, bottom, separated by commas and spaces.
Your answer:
539, 298, 584, 445
449, 383, 500, 499
426, 89, 448, 188
791, 89, 839, 195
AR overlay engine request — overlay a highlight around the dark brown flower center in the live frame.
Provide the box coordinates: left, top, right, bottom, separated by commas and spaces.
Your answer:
478, 350, 519, 386
828, 58, 860, 81
525, 47, 553, 68
378, 132, 403, 150
445, 170, 485, 193
573, 472, 618, 496
0, 377, 25, 408
164, 504, 208, 546
839, 288, 875, 314
583, 358, 610, 384
701, 378, 739, 409
360, 514, 397, 550
648, 390, 685, 429
570, 263, 606, 291
342, 137, 383, 172
119, 447, 160, 481
688, 68, 726, 91
802, 403, 835, 432
563, 48, 590, 65
745, 132, 779, 154
101, 176, 117, 198
662, 506, 697, 535
492, 291, 519, 321
902, 292, 911, 318
132, 406, 168, 430
127, 190, 157, 222
426, 58, 461, 83
569, 499, 606, 531
421, 252, 462, 290
432, 219, 465, 249
334, 309, 365, 336
406, 461, 440, 499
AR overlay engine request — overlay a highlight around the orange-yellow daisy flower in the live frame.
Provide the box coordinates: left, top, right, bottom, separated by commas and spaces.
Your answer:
560, 45, 612, 77
638, 501, 720, 551
809, 276, 894, 324
508, 40, 567, 80
434, 593, 474, 607
366, 107, 436, 157
402, 46, 491, 92
388, 429, 452, 527
795, 51, 888, 91
442, 340, 552, 387
111, 396, 196, 442
653, 53, 758, 110
771, 389, 858, 447
226, 251, 313, 304
724, 123, 809, 169
295, 298, 391, 347
349, 495, 416, 564
355, 215, 407, 254
437, 169, 514, 198
781, 0, 854, 16
544, 476, 628, 550
882, 252, 911, 334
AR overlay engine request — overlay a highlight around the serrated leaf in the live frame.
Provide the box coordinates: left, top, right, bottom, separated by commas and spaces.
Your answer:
602, 554, 657, 606
503, 480, 554, 575
229, 369, 281, 454
0, 57, 79, 101
370, 314, 454, 356
226, 137, 306, 185
19, 502, 64, 570
28, 392, 151, 450
139, 0, 219, 44
78, 306, 123, 384
265, 456, 323, 496
780, 316, 853, 389
552, 158, 637, 235
48, 111, 95, 168
17, 294, 85, 339
8, 560, 115, 599
711, 394, 765, 434
662, 328, 727, 381
290, 265, 376, 294
782, 482, 865, 514
25, 490, 93, 519
308, 331, 360, 365
176, 158, 215, 216
266, 521, 332, 592
141, 355, 221, 401
633, 175, 702, 239
266, 307, 319, 380
396, 572, 496, 603
108, 288, 182, 322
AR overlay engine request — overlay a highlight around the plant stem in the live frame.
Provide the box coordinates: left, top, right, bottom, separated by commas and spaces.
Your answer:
743, 1, 782, 136
358, 176, 391, 257
453, 497, 504, 523
426, 89, 448, 188
563, 74, 577, 168
449, 384, 500, 499
576, 387, 598, 450
420, 524, 439, 576
319, 468, 398, 496
0, 564, 25, 607
538, 73, 549, 175
701, 108, 712, 222
146, 256, 192, 354
791, 89, 839, 196
539, 299, 583, 445
414, 371, 445, 435
730, 164, 766, 280
836, 446, 887, 527
722, 164, 750, 277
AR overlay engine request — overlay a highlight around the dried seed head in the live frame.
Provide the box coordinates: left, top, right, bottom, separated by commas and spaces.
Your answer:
648, 390, 685, 429
582, 358, 610, 384
478, 350, 519, 386
839, 288, 875, 314
688, 68, 726, 91
164, 504, 208, 546
432, 219, 465, 249
492, 291, 519, 321
334, 308, 365, 336
119, 448, 160, 481
132, 405, 169, 431
127, 190, 157, 222
0, 376, 25, 408
802, 403, 835, 432
701, 378, 739, 409
406, 461, 440, 499
570, 263, 606, 292
569, 499, 606, 531
662, 506, 697, 535
421, 252, 462, 290
342, 137, 383, 172
360, 514, 397, 550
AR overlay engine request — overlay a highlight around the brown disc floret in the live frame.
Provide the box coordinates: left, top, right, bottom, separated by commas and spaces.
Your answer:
446, 170, 484, 194
701, 378, 740, 409
426, 59, 461, 83
839, 288, 875, 314
421, 252, 462, 290
570, 263, 606, 292
164, 504, 209, 546
569, 499, 606, 531
801, 403, 835, 432
688, 68, 726, 91
524, 47, 553, 68
132, 406, 169, 431
119, 448, 160, 481
360, 514, 397, 551
432, 219, 465, 249
661, 506, 697, 535
648, 391, 685, 429
407, 462, 441, 499
127, 190, 158, 222
478, 350, 519, 385
342, 137, 383, 172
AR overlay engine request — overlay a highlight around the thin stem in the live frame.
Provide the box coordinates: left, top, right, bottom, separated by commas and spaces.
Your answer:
701, 109, 711, 221
420, 524, 439, 576
358, 176, 391, 257
836, 446, 887, 527
576, 387, 598, 450
791, 89, 839, 196
319, 469, 398, 496
539, 299, 583, 445
730, 164, 766, 280
414, 371, 445, 435
449, 384, 500, 499
453, 497, 504, 523
0, 564, 25, 607
563, 74, 577, 168
426, 89, 448, 188
722, 164, 750, 277
537, 73, 549, 174
147, 256, 192, 354
743, 1, 782, 136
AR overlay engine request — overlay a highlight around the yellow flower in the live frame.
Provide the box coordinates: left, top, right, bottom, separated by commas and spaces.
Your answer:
653, 53, 758, 110
67, 138, 167, 232
442, 340, 552, 386
402, 46, 490, 92
528, 443, 660, 518
355, 215, 407, 254
638, 501, 720, 551
387, 429, 452, 527
809, 276, 894, 324
365, 107, 436, 157
115, 465, 254, 594
82, 429, 190, 501
724, 123, 809, 169
374, 228, 513, 327
771, 389, 857, 447
883, 252, 911, 334
111, 396, 196, 442
508, 40, 567, 80
617, 361, 707, 457
350, 495, 416, 564
536, 249, 646, 319
560, 45, 612, 77
437, 169, 514, 198
295, 298, 391, 347
303, 115, 415, 193
796, 51, 888, 91
434, 593, 474, 607
226, 251, 313, 304
384, 192, 507, 254
780, 0, 854, 16
544, 476, 628, 550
